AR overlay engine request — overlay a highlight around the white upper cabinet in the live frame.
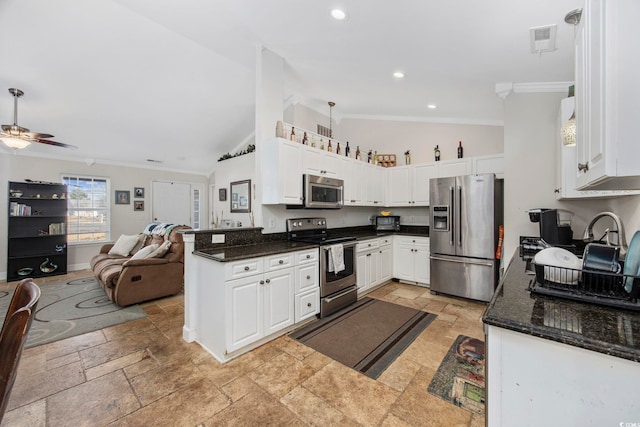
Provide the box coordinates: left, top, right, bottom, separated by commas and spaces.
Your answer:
575, 0, 640, 190
387, 164, 436, 206
473, 154, 504, 179
556, 97, 640, 199
436, 158, 471, 178
303, 146, 343, 178
262, 138, 303, 205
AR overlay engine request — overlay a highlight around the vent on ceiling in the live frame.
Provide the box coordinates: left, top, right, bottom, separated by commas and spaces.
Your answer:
529, 24, 557, 54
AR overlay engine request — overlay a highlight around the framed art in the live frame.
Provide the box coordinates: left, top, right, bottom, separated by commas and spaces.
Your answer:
134, 201, 144, 211
219, 188, 227, 201
115, 190, 130, 204
230, 179, 251, 213
134, 187, 145, 198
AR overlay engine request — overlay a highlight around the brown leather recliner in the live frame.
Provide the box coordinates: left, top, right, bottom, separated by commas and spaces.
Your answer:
90, 225, 190, 306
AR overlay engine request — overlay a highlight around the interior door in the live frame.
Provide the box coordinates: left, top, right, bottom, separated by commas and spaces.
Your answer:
152, 181, 192, 225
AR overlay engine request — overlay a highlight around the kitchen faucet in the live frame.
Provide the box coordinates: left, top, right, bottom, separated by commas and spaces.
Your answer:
582, 211, 628, 257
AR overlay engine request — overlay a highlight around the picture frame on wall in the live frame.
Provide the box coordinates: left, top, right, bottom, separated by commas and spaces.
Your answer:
134, 201, 144, 211
115, 190, 130, 204
219, 188, 227, 201
134, 187, 145, 198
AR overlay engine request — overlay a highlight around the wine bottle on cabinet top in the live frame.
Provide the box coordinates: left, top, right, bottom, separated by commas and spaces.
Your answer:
434, 145, 441, 161
345, 141, 351, 157
457, 141, 463, 158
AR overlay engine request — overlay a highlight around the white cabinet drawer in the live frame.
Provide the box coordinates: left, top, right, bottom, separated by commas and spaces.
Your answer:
296, 248, 318, 265
265, 253, 295, 271
225, 258, 263, 280
378, 237, 392, 247
296, 263, 318, 293
357, 239, 379, 252
296, 289, 319, 323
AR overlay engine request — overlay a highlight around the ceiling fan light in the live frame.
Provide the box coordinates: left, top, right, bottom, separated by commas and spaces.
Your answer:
2, 137, 31, 149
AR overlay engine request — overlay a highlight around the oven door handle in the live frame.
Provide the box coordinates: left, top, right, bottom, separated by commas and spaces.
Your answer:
322, 242, 357, 250
323, 286, 357, 303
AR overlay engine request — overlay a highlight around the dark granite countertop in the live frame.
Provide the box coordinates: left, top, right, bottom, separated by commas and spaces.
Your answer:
194, 241, 318, 262
483, 250, 640, 363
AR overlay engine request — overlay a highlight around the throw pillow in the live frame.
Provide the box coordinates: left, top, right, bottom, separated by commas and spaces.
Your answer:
108, 234, 141, 257
129, 244, 159, 261
148, 240, 172, 258
129, 234, 147, 255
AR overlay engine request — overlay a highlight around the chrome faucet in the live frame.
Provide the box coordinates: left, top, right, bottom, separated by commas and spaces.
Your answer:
582, 211, 628, 256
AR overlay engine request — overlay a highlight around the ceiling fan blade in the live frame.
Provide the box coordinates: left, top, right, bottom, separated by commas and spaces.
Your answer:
23, 131, 55, 139
34, 138, 78, 149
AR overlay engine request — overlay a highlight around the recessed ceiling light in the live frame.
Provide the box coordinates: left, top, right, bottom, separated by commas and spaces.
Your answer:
330, 9, 348, 20
393, 72, 405, 79
427, 104, 437, 109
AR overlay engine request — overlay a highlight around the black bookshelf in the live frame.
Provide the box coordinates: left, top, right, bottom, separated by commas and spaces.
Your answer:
7, 181, 68, 281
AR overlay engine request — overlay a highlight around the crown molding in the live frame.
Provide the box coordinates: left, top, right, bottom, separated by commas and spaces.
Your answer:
495, 81, 574, 99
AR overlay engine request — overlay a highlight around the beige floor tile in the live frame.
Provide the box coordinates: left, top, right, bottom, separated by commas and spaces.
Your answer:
380, 413, 414, 427
85, 349, 148, 380
302, 361, 400, 427
46, 370, 140, 426
129, 357, 204, 406
248, 352, 317, 398
41, 330, 107, 361
280, 386, 361, 427
196, 351, 264, 387
116, 379, 231, 427
79, 328, 168, 369
221, 375, 261, 402
377, 356, 422, 392
1, 398, 46, 427
274, 335, 316, 361
204, 388, 299, 426
101, 317, 156, 342
8, 361, 85, 411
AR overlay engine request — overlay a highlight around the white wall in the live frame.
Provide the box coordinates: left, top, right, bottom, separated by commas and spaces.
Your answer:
285, 104, 504, 164
0, 153, 208, 277
212, 153, 256, 227
501, 93, 635, 260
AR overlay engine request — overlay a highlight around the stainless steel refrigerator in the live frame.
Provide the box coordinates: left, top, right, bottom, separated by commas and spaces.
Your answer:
429, 174, 503, 302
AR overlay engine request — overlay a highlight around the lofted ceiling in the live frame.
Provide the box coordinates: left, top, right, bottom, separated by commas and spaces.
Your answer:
0, 0, 582, 176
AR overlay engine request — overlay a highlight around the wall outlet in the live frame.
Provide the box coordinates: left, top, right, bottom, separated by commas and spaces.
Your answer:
212, 234, 225, 244
269, 218, 276, 229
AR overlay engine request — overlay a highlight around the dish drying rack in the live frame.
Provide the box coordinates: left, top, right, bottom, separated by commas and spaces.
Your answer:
529, 263, 640, 311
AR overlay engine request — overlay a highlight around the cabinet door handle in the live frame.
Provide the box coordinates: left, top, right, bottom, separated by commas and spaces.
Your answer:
279, 260, 284, 264
306, 275, 311, 280
244, 266, 250, 271
307, 302, 312, 307
306, 254, 311, 259
367, 253, 371, 257
266, 278, 271, 283
260, 280, 265, 285
578, 162, 589, 172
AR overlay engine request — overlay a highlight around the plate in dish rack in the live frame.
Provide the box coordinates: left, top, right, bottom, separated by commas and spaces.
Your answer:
624, 231, 640, 293
533, 247, 582, 285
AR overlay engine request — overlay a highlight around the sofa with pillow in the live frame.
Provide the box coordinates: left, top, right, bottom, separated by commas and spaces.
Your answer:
90, 223, 191, 306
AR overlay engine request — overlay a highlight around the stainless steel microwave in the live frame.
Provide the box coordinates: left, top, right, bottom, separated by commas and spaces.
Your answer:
303, 174, 344, 209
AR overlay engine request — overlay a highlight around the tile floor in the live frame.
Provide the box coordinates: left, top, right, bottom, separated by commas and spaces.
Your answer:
1, 272, 487, 427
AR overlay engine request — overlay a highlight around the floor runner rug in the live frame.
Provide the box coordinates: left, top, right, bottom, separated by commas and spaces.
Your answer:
427, 335, 486, 414
290, 297, 437, 379
0, 276, 147, 348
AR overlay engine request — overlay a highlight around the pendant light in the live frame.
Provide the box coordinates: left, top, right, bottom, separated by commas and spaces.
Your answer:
328, 101, 335, 139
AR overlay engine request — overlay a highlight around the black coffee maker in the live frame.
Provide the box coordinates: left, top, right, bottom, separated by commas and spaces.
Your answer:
528, 208, 573, 245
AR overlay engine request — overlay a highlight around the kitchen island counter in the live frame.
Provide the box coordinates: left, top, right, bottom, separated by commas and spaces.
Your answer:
483, 251, 640, 362
194, 241, 318, 262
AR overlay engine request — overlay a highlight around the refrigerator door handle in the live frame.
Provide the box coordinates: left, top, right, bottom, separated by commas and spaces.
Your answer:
457, 185, 462, 247
430, 255, 494, 267
449, 186, 454, 246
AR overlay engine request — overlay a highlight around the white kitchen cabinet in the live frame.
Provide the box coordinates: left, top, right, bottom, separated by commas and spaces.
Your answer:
197, 248, 319, 362
262, 138, 304, 205
556, 97, 640, 199
378, 237, 393, 283
356, 238, 395, 293
436, 158, 471, 178
226, 264, 294, 353
575, 0, 640, 190
473, 154, 504, 179
364, 164, 386, 206
393, 236, 430, 286
344, 160, 365, 206
387, 163, 436, 206
303, 146, 343, 178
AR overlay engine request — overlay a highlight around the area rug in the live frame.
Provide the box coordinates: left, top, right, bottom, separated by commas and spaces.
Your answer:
427, 335, 486, 414
290, 297, 437, 379
0, 276, 147, 348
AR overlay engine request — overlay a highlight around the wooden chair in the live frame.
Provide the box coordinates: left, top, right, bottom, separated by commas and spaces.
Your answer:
0, 278, 41, 422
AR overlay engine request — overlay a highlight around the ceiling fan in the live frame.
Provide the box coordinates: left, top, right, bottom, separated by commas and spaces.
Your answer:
1, 88, 77, 150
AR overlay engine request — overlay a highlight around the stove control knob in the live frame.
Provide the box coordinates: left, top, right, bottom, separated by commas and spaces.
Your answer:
297, 221, 303, 227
